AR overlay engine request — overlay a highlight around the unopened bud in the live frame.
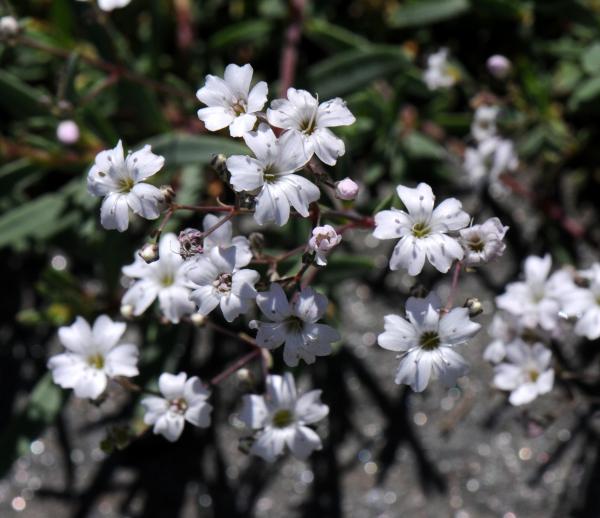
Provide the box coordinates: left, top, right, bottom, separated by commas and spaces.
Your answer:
236, 368, 252, 383
0, 16, 19, 39
56, 120, 80, 145
120, 304, 134, 319
210, 153, 229, 180
178, 228, 203, 258
249, 232, 265, 255
486, 54, 511, 79
138, 242, 159, 263
160, 185, 175, 204
335, 177, 359, 201
463, 297, 483, 317
190, 313, 206, 326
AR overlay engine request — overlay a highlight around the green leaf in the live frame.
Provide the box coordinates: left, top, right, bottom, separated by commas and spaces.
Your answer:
582, 43, 600, 75
319, 254, 375, 283
402, 132, 446, 160
569, 76, 600, 110
210, 19, 273, 49
389, 0, 470, 28
304, 18, 372, 51
0, 70, 50, 117
0, 374, 67, 477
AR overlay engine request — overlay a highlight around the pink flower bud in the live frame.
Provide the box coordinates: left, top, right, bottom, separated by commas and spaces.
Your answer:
335, 178, 359, 201
138, 242, 159, 263
308, 225, 342, 266
56, 120, 80, 145
486, 55, 511, 79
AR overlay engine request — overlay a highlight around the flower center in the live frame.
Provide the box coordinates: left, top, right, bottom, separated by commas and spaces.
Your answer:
528, 369, 539, 382
272, 408, 294, 428
161, 273, 175, 287
169, 397, 188, 414
213, 273, 232, 293
468, 238, 485, 252
263, 165, 277, 183
119, 176, 135, 193
412, 222, 431, 238
419, 331, 440, 351
285, 316, 304, 333
87, 353, 105, 370
232, 99, 247, 115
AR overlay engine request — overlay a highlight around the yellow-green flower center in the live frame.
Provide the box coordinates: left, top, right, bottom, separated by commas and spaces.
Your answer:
119, 177, 135, 193
272, 408, 294, 428
419, 331, 440, 351
87, 353, 105, 369
412, 222, 431, 238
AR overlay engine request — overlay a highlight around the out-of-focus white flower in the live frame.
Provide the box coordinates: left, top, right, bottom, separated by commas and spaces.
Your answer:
0, 16, 19, 38
239, 373, 328, 462
335, 178, 359, 201
471, 106, 499, 142
250, 284, 340, 367
373, 182, 470, 275
496, 254, 565, 332
377, 293, 481, 392
487, 54, 511, 79
423, 48, 458, 90
196, 63, 267, 137
463, 137, 518, 188
48, 315, 138, 399
483, 313, 521, 364
201, 214, 252, 267
561, 264, 600, 340
142, 372, 212, 442
121, 233, 196, 323
226, 124, 317, 226
493, 341, 554, 405
77, 0, 132, 12
56, 120, 80, 145
459, 217, 508, 266
87, 140, 165, 232
308, 225, 342, 266
267, 88, 355, 166
187, 246, 259, 322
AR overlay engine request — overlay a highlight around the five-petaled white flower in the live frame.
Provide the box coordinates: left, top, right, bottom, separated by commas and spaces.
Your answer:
308, 225, 342, 266
493, 341, 554, 406
423, 48, 457, 90
196, 63, 267, 137
373, 182, 470, 275
240, 373, 328, 462
48, 315, 139, 399
226, 124, 317, 226
267, 88, 355, 166
87, 140, 165, 232
377, 293, 481, 392
459, 217, 508, 266
201, 213, 252, 267
561, 263, 600, 340
142, 372, 212, 442
187, 246, 259, 322
121, 233, 196, 323
250, 284, 340, 367
471, 105, 499, 142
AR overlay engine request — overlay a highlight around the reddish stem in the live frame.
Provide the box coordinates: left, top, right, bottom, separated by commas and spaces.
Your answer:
279, 0, 306, 97
209, 348, 262, 386
444, 261, 462, 312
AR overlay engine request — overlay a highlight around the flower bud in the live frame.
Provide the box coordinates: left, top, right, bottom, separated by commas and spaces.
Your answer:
56, 120, 80, 145
0, 16, 19, 39
464, 297, 483, 317
178, 228, 203, 258
335, 178, 359, 201
138, 242, 159, 263
486, 55, 511, 79
120, 304, 134, 319
308, 225, 342, 266
160, 185, 175, 204
236, 368, 252, 383
190, 313, 206, 326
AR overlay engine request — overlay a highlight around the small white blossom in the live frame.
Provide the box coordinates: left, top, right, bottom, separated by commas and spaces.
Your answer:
48, 315, 139, 399
561, 264, 600, 340
483, 313, 520, 364
142, 372, 212, 442
201, 213, 252, 267
459, 217, 508, 266
423, 48, 457, 90
471, 106, 499, 142
250, 284, 340, 367
487, 54, 511, 79
240, 373, 328, 462
121, 233, 196, 323
196, 63, 267, 137
187, 246, 259, 322
0, 16, 19, 38
77, 0, 132, 12
335, 177, 359, 200
373, 182, 470, 275
464, 137, 518, 188
493, 341, 554, 406
226, 124, 317, 226
377, 293, 481, 392
87, 140, 165, 232
308, 225, 342, 266
267, 88, 355, 165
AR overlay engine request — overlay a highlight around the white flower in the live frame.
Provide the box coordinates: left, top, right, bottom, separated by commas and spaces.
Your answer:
87, 140, 165, 232
496, 255, 564, 332
226, 124, 317, 226
0, 16, 19, 38
464, 137, 518, 188
187, 246, 259, 322
308, 225, 342, 266
240, 373, 328, 462
423, 48, 457, 90
493, 341, 554, 406
121, 233, 196, 323
335, 177, 359, 200
201, 213, 252, 267
48, 315, 138, 399
77, 0, 131, 11
561, 264, 600, 340
459, 217, 508, 266
267, 88, 355, 165
487, 54, 511, 79
142, 372, 212, 442
196, 63, 267, 137
483, 313, 520, 364
373, 182, 470, 275
250, 284, 340, 367
471, 106, 499, 142
377, 293, 481, 392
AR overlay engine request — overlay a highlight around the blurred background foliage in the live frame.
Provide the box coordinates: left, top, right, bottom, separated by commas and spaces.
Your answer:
3, 0, 600, 516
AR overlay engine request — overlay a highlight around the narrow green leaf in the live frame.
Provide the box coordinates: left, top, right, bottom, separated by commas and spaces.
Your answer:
389, 0, 470, 28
